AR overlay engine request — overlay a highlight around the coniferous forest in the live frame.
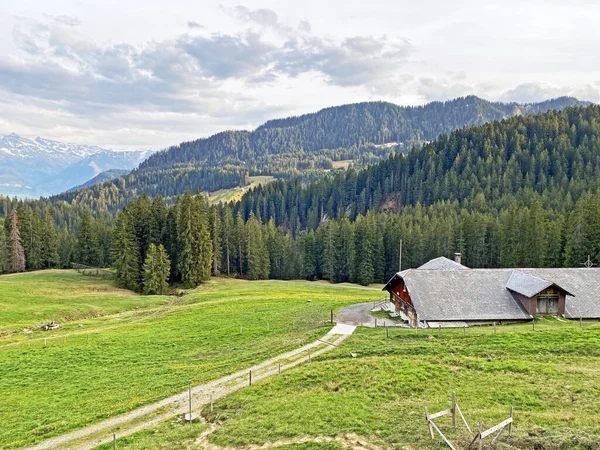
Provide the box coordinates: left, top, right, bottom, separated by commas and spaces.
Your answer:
1, 104, 600, 288
43, 96, 586, 214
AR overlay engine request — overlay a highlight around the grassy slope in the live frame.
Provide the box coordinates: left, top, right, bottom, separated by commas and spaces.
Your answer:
102, 320, 600, 450
204, 321, 600, 450
0, 271, 380, 449
207, 175, 276, 204
0, 270, 169, 335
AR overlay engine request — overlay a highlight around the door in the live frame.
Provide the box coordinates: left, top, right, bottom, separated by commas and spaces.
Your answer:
536, 295, 559, 315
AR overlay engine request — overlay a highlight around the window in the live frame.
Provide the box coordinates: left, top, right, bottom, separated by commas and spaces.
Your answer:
536, 295, 559, 315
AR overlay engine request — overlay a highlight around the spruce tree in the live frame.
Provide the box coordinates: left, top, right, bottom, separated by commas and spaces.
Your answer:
8, 211, 25, 273
220, 205, 234, 275
0, 225, 8, 273
142, 243, 171, 295
209, 205, 221, 276
150, 195, 168, 246
177, 191, 212, 287
112, 210, 140, 291
41, 211, 59, 269
76, 209, 100, 266
246, 213, 269, 280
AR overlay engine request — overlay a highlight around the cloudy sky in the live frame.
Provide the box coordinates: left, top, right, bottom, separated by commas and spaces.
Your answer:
1, 0, 599, 150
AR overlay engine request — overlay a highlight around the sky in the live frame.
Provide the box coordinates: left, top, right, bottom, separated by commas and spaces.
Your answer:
1, 0, 599, 150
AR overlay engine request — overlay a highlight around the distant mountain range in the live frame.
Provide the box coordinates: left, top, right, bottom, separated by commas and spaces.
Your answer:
50, 95, 590, 212
3, 96, 590, 204
0, 134, 155, 197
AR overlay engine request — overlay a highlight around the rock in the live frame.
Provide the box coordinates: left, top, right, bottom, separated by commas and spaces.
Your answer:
182, 413, 200, 423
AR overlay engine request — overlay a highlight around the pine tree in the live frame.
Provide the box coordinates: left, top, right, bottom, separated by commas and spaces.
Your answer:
40, 211, 59, 269
8, 211, 25, 273
142, 243, 171, 295
194, 193, 213, 283
177, 191, 195, 286
76, 209, 100, 266
112, 210, 140, 291
0, 225, 8, 273
209, 205, 221, 276
233, 211, 246, 276
150, 195, 168, 246
177, 191, 212, 287
220, 205, 234, 275
333, 216, 354, 283
246, 213, 269, 280
19, 208, 43, 270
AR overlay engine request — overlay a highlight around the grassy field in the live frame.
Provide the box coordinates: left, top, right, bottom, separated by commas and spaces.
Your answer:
0, 270, 170, 336
207, 175, 276, 204
101, 319, 600, 450
0, 271, 381, 449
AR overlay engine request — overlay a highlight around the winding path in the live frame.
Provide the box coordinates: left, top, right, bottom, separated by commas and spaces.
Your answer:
22, 325, 356, 450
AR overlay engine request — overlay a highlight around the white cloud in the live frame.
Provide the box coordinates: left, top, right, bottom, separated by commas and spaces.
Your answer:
0, 1, 599, 149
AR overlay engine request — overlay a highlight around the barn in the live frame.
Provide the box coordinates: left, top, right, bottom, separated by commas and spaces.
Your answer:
383, 255, 600, 328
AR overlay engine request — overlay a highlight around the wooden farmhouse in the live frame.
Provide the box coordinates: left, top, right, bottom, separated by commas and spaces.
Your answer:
383, 255, 600, 328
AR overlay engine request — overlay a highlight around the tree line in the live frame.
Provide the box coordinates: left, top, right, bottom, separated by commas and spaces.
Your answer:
2, 102, 600, 287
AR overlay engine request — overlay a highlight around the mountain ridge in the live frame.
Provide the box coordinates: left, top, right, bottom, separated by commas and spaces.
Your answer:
0, 134, 155, 198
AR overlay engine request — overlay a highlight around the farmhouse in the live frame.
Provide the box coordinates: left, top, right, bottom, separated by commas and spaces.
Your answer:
383, 255, 600, 327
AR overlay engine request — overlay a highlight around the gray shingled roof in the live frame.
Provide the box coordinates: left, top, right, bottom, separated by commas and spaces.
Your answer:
418, 256, 469, 271
403, 269, 531, 321
506, 270, 554, 297
520, 268, 600, 319
384, 257, 600, 320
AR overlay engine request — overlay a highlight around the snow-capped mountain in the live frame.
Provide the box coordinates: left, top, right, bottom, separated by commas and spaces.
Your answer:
0, 134, 155, 198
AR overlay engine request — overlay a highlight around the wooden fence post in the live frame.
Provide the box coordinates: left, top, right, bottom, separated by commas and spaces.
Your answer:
478, 419, 483, 450
494, 322, 497, 334
386, 324, 389, 339
508, 406, 513, 437
278, 362, 281, 374
331, 309, 333, 324
249, 370, 252, 386
188, 380, 192, 424
375, 318, 377, 328
451, 392, 456, 428
425, 407, 434, 439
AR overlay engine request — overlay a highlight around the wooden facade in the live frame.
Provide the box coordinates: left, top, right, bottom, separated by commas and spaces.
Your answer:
513, 286, 566, 316
388, 276, 418, 327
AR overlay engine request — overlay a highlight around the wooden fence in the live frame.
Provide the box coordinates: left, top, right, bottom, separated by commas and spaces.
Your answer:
425, 392, 513, 449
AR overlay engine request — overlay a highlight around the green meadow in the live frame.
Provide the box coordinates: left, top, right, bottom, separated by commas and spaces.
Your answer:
103, 320, 600, 450
0, 271, 381, 449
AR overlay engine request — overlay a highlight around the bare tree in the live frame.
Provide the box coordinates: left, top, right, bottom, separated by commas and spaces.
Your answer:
8, 211, 25, 273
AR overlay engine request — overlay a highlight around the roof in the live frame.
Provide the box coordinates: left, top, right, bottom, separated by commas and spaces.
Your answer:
382, 256, 468, 291
418, 256, 469, 271
402, 269, 531, 321
383, 257, 600, 320
520, 268, 600, 319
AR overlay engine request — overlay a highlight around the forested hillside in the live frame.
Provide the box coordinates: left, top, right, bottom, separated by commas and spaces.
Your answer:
47, 96, 586, 212
2, 102, 600, 286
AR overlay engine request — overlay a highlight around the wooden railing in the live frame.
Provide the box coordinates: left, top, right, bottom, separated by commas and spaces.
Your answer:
391, 292, 418, 328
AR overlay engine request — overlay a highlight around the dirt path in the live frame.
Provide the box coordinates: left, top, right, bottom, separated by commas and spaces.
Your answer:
335, 301, 403, 328
23, 326, 356, 450
196, 419, 386, 450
